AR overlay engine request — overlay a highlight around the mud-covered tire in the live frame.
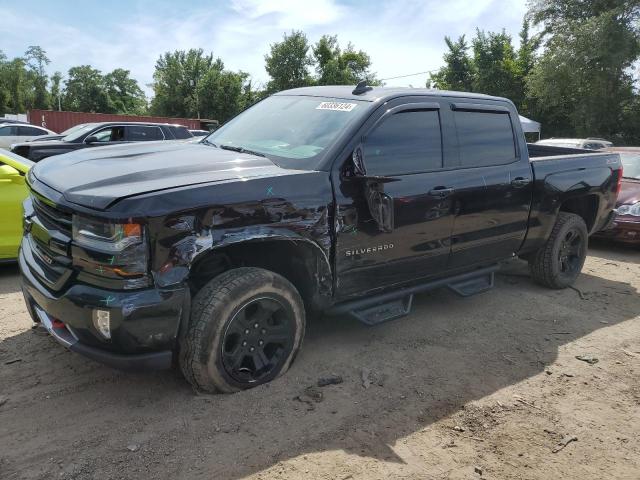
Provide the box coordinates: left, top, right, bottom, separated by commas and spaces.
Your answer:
529, 212, 588, 289
179, 267, 305, 393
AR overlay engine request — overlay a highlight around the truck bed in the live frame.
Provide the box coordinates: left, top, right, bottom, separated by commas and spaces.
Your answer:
527, 142, 597, 158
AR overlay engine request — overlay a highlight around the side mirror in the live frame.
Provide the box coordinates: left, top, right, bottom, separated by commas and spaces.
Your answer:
352, 145, 366, 176
0, 164, 21, 182
85, 136, 99, 144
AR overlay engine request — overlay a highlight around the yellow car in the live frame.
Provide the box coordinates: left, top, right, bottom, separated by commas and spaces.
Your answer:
0, 151, 33, 262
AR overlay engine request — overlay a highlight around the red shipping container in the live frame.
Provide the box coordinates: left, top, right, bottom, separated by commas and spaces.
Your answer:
27, 109, 207, 134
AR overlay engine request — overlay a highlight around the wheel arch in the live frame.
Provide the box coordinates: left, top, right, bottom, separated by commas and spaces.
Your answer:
558, 194, 599, 234
188, 236, 333, 313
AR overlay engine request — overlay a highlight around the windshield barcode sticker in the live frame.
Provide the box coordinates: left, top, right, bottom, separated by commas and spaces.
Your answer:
316, 102, 357, 112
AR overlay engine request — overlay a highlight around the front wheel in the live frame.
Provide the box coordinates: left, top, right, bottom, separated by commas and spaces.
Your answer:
180, 267, 305, 393
528, 212, 588, 289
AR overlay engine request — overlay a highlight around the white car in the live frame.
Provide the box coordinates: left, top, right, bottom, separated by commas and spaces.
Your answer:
0, 123, 56, 149
535, 138, 613, 150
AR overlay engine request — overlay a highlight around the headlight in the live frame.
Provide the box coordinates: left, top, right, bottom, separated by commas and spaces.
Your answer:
72, 215, 149, 283
615, 202, 640, 217
73, 215, 143, 252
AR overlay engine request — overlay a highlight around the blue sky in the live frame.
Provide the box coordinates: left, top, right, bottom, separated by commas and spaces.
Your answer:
0, 0, 528, 96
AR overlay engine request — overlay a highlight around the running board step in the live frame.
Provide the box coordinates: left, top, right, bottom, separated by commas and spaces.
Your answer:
447, 272, 495, 297
350, 295, 413, 326
327, 265, 500, 326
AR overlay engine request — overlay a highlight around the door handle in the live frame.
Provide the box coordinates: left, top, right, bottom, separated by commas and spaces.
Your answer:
428, 187, 453, 198
511, 177, 531, 188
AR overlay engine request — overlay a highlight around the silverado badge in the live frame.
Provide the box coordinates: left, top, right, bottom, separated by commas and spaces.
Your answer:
345, 244, 394, 257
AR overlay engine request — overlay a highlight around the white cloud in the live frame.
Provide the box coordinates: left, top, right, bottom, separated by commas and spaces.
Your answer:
0, 0, 528, 96
230, 0, 347, 26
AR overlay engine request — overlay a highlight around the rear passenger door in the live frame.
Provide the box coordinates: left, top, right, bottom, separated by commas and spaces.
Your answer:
124, 125, 165, 142
446, 102, 533, 269
0, 125, 19, 149
333, 98, 460, 297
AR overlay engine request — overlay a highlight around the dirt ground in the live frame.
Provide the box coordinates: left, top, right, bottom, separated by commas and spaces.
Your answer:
1, 240, 638, 480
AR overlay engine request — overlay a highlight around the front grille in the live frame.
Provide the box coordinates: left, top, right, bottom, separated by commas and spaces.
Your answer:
32, 195, 72, 236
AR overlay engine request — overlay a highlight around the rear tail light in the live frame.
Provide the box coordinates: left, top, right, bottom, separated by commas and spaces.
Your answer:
616, 165, 623, 196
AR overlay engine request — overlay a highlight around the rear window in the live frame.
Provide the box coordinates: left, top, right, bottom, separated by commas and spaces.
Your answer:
454, 110, 516, 167
126, 125, 164, 141
169, 126, 192, 139
18, 126, 46, 136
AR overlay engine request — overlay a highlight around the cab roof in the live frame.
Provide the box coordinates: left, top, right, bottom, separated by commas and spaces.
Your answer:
274, 85, 511, 104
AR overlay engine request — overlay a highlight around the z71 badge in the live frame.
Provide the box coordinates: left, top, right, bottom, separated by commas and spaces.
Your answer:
345, 244, 394, 257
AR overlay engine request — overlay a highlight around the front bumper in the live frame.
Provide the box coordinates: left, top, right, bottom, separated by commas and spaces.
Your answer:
20, 246, 188, 371
33, 304, 173, 370
593, 216, 640, 244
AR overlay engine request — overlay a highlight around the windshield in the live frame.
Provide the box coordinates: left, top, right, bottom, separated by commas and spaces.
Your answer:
620, 153, 640, 179
205, 95, 369, 169
60, 123, 93, 136
62, 123, 98, 142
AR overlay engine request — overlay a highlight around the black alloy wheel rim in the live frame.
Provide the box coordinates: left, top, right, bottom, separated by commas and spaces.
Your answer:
558, 227, 584, 275
221, 297, 294, 384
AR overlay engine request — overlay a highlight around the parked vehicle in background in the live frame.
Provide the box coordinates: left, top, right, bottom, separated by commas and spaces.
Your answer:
11, 122, 193, 161
0, 124, 56, 150
0, 150, 33, 261
0, 118, 31, 125
19, 85, 622, 392
25, 123, 94, 143
594, 147, 640, 244
189, 129, 210, 137
535, 138, 613, 150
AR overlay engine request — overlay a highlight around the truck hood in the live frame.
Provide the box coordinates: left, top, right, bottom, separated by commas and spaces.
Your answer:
13, 139, 71, 148
31, 142, 303, 210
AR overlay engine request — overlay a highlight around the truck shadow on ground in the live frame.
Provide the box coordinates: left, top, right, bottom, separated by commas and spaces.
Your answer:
0, 263, 20, 296
0, 245, 638, 479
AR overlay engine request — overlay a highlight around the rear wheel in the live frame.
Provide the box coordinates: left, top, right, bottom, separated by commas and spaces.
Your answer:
180, 267, 305, 393
529, 212, 588, 289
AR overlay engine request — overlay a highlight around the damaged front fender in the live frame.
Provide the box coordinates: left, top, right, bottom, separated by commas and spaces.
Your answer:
142, 173, 335, 304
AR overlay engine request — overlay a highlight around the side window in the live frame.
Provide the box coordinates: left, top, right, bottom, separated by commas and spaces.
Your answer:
95, 129, 112, 142
363, 110, 442, 176
169, 126, 192, 139
0, 126, 17, 136
17, 126, 46, 136
126, 125, 164, 141
454, 110, 516, 167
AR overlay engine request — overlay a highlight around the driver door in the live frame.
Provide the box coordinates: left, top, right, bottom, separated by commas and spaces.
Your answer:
332, 98, 459, 298
86, 126, 126, 146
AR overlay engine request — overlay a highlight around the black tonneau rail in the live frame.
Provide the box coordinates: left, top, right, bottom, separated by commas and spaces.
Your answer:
527, 143, 595, 158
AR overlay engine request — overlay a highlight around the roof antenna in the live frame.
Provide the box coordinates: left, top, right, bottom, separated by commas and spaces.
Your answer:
352, 80, 373, 95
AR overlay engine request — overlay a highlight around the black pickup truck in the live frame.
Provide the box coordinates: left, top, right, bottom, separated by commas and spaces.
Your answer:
19, 85, 622, 393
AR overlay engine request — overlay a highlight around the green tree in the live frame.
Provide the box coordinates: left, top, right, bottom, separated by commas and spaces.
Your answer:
429, 36, 475, 91
24, 45, 50, 109
151, 49, 251, 122
0, 51, 11, 114
264, 31, 314, 92
150, 49, 220, 118
198, 69, 248, 122
526, 0, 640, 141
2, 58, 28, 113
312, 35, 379, 85
104, 68, 147, 115
515, 20, 539, 115
472, 29, 522, 105
50, 71, 63, 111
63, 65, 113, 113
